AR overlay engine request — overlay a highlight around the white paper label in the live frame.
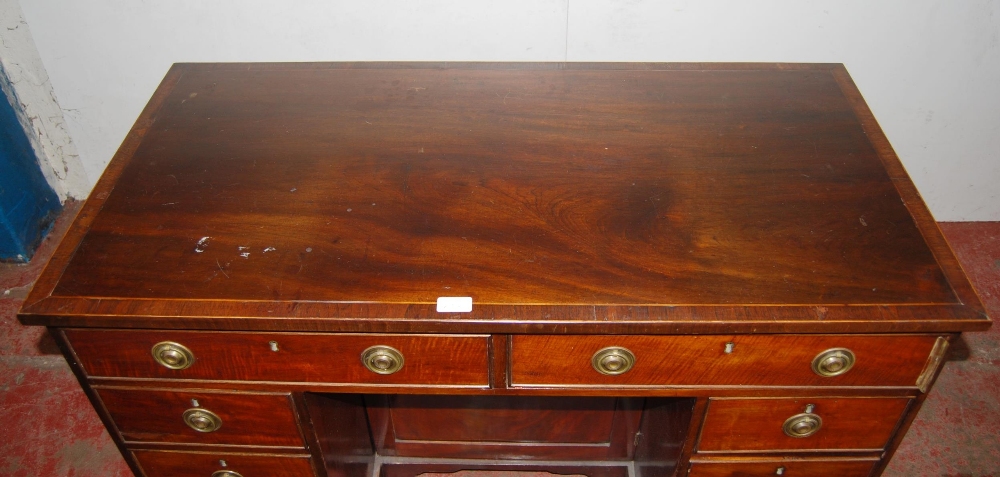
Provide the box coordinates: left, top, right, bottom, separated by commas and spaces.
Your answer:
436, 296, 473, 313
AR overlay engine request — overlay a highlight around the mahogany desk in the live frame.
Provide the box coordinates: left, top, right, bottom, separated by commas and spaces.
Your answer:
19, 63, 990, 477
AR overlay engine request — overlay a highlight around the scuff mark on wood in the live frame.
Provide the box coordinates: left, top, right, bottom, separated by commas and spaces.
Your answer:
195, 236, 211, 253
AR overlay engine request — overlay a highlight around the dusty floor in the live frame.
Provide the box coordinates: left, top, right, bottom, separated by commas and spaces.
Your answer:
1, 203, 997, 476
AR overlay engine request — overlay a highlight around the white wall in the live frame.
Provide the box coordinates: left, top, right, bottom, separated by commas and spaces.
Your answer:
17, 0, 1000, 220
0, 0, 87, 200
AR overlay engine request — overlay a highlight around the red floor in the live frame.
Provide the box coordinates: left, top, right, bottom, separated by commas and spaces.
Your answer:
1, 203, 998, 476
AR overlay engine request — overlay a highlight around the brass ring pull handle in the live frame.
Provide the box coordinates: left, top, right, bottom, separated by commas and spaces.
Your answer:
212, 472, 243, 477
183, 408, 222, 433
811, 348, 856, 377
591, 347, 636, 375
361, 345, 404, 374
151, 341, 194, 370
782, 412, 823, 438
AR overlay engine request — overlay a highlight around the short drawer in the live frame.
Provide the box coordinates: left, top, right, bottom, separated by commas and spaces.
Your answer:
66, 330, 490, 386
687, 457, 879, 477
133, 449, 316, 477
697, 397, 910, 452
96, 387, 305, 447
510, 334, 939, 387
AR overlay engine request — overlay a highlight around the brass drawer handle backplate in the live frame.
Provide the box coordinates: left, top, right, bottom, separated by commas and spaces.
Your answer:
811, 347, 856, 377
151, 341, 194, 370
362, 345, 405, 374
591, 347, 636, 375
782, 412, 823, 438
183, 408, 222, 433
212, 472, 243, 477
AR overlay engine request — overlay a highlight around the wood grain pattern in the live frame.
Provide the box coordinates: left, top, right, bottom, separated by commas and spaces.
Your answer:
67, 329, 490, 386
80, 376, 924, 398
301, 394, 374, 477
510, 334, 939, 388
18, 62, 989, 333
866, 390, 932, 477
291, 392, 343, 477
132, 449, 316, 477
389, 396, 619, 443
687, 456, 879, 477
95, 387, 304, 447
379, 462, 628, 477
21, 64, 187, 311
830, 66, 987, 323
697, 397, 910, 452
671, 397, 712, 477
49, 328, 151, 477
19, 300, 989, 333
367, 395, 643, 460
15, 63, 990, 477
633, 398, 694, 477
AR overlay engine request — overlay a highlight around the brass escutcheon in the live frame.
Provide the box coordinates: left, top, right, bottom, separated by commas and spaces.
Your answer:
151, 341, 194, 370
183, 408, 222, 433
782, 412, 823, 438
212, 472, 243, 477
591, 347, 636, 375
811, 348, 856, 377
361, 345, 404, 374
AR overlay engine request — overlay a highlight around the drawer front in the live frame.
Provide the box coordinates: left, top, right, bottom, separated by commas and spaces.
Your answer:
369, 395, 644, 460
688, 457, 879, 477
510, 334, 938, 387
96, 387, 304, 447
697, 397, 910, 452
67, 330, 490, 386
133, 449, 316, 477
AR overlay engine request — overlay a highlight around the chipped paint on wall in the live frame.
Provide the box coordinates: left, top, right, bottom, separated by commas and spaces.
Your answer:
0, 0, 88, 201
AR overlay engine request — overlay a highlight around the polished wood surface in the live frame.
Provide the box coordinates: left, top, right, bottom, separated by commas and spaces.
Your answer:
19, 62, 988, 333
634, 398, 694, 477
368, 395, 643, 460
302, 394, 373, 477
697, 397, 911, 452
132, 450, 315, 477
686, 457, 879, 477
17, 63, 991, 477
95, 387, 304, 447
379, 463, 628, 477
66, 329, 490, 386
388, 396, 619, 443
510, 334, 939, 388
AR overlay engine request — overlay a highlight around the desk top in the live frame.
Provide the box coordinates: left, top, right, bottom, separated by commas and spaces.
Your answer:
20, 63, 989, 333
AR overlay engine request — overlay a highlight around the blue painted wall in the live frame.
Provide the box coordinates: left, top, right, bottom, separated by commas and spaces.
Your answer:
0, 86, 61, 262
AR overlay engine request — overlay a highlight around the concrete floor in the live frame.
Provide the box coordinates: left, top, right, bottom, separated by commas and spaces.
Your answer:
1, 203, 997, 476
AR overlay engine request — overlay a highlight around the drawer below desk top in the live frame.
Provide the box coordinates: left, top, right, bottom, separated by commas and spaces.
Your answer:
52, 326, 944, 477
60, 328, 947, 395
